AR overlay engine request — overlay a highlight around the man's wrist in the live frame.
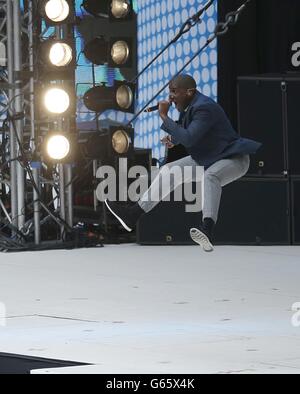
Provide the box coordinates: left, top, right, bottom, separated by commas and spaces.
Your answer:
160, 113, 168, 122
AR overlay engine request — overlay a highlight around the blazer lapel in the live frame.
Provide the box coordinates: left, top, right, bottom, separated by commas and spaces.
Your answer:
183, 108, 192, 128
177, 91, 201, 128
183, 91, 200, 127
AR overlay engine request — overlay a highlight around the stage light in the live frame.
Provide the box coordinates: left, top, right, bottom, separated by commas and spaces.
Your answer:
40, 0, 75, 25
46, 134, 71, 160
111, 129, 131, 154
45, 0, 69, 22
40, 39, 75, 69
43, 87, 70, 114
43, 132, 76, 163
49, 42, 73, 67
38, 39, 76, 80
115, 84, 133, 110
82, 126, 134, 160
82, 0, 132, 19
111, 40, 130, 65
111, 0, 131, 19
83, 36, 132, 67
83, 81, 135, 113
109, 126, 134, 157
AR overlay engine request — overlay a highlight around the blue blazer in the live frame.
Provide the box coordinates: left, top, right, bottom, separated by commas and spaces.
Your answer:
161, 91, 262, 168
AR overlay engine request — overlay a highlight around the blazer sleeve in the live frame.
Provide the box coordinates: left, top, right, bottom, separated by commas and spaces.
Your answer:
169, 121, 180, 145
161, 107, 212, 148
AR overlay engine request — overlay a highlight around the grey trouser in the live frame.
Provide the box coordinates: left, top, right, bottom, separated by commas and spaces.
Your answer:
138, 154, 250, 223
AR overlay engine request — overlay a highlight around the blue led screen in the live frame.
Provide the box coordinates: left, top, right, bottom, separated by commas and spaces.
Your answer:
75, 0, 218, 161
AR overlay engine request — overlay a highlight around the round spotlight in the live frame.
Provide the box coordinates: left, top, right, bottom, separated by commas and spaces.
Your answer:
116, 85, 133, 110
44, 87, 70, 114
49, 42, 73, 67
83, 83, 135, 113
111, 0, 131, 19
112, 130, 130, 154
46, 134, 70, 160
111, 40, 130, 65
45, 0, 70, 23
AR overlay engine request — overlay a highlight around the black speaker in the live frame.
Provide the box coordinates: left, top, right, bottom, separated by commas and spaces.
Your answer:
238, 76, 287, 176
291, 177, 300, 244
286, 79, 300, 175
137, 178, 291, 246
214, 177, 291, 245
238, 75, 300, 176
136, 187, 202, 245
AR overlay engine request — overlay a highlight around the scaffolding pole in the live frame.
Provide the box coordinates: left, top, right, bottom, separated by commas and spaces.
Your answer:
6, 0, 18, 228
13, 0, 25, 230
1, 0, 76, 245
28, 0, 41, 244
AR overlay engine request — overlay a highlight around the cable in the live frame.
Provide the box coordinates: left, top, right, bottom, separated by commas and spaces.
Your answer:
80, 4, 86, 18
76, 49, 83, 65
214, 0, 252, 36
130, 0, 217, 84
127, 0, 253, 127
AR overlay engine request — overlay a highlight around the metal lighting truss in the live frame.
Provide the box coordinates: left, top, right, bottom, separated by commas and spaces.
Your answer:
0, 0, 74, 247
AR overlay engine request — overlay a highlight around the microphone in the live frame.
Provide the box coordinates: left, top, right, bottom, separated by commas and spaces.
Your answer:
144, 104, 159, 113
144, 102, 173, 113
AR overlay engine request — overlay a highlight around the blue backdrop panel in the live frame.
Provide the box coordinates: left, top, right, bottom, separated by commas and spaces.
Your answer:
135, 0, 218, 161
75, 0, 218, 162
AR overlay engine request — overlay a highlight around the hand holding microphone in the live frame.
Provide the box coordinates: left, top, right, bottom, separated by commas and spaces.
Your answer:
144, 104, 160, 113
144, 100, 172, 122
158, 100, 171, 117
144, 100, 172, 113
161, 135, 175, 149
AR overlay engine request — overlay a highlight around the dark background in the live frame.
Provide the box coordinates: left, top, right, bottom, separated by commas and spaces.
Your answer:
217, 0, 300, 128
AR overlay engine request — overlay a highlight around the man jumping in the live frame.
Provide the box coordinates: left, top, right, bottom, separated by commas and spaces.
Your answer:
105, 74, 261, 252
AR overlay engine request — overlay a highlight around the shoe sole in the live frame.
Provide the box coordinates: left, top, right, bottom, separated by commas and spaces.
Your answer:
190, 228, 214, 252
104, 200, 133, 232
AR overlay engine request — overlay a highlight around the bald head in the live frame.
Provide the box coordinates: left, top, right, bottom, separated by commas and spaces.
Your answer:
170, 74, 197, 90
169, 74, 197, 112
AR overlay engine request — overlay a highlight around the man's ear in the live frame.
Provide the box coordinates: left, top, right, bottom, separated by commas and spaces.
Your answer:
187, 88, 196, 96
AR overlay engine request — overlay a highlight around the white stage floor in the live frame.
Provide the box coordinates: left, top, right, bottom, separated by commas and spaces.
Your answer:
0, 244, 300, 374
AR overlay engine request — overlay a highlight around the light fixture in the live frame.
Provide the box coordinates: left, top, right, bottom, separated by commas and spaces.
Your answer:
115, 83, 133, 110
111, 40, 130, 65
82, 0, 132, 20
45, 0, 70, 22
83, 36, 132, 67
111, 0, 131, 19
40, 0, 75, 25
46, 134, 71, 160
83, 127, 134, 160
40, 39, 75, 69
111, 129, 131, 154
110, 126, 134, 156
83, 81, 135, 113
43, 86, 71, 114
49, 42, 73, 67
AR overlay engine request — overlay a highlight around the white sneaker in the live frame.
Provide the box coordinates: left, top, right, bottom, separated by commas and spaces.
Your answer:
190, 228, 214, 252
